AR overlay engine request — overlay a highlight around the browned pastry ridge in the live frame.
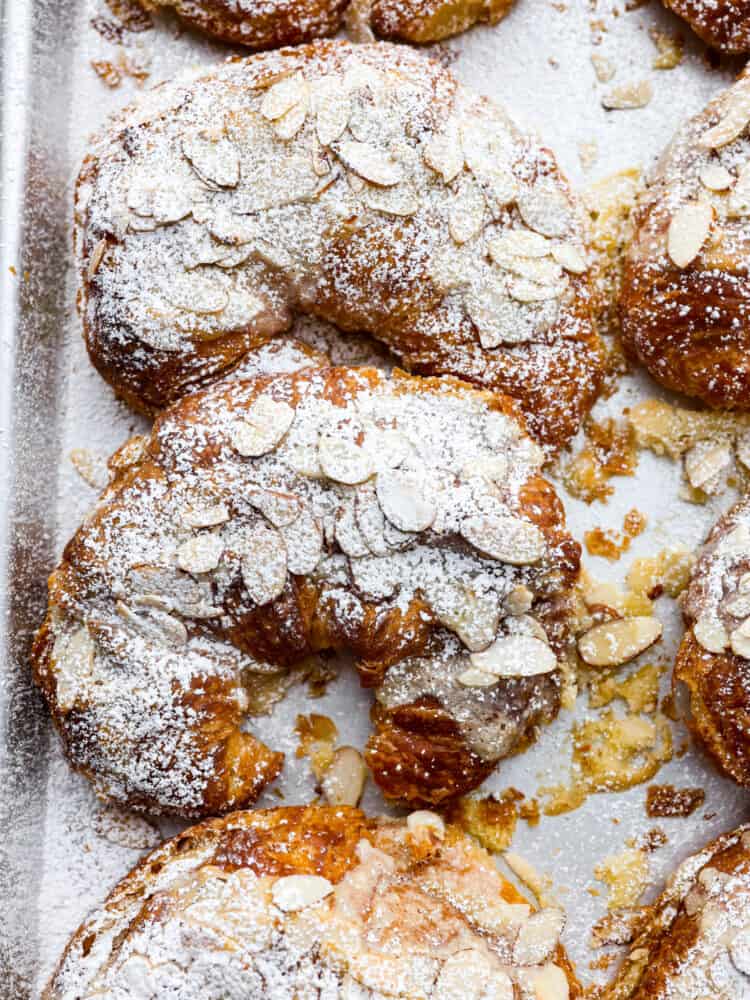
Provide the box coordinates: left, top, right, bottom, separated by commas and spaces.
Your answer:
621, 69, 750, 410
604, 824, 750, 999
675, 493, 750, 788
139, 0, 515, 49
32, 363, 580, 818
75, 40, 603, 452
46, 805, 581, 1000
664, 0, 750, 54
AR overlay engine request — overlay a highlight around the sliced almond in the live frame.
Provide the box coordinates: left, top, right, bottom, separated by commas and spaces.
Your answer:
87, 238, 109, 279
726, 593, 750, 617
513, 908, 566, 966
700, 81, 750, 149
376, 470, 436, 533
461, 514, 546, 565
163, 270, 228, 315
578, 616, 662, 667
699, 162, 733, 192
53, 627, 96, 710
693, 615, 729, 653
488, 229, 551, 259
730, 618, 750, 659
240, 524, 287, 605
321, 746, 367, 807
465, 280, 538, 349
601, 80, 653, 110
407, 810, 445, 839
517, 182, 573, 238
315, 85, 350, 146
181, 132, 240, 189
350, 554, 400, 600
336, 140, 403, 187
230, 396, 296, 458
334, 504, 370, 558
457, 667, 498, 687
274, 102, 308, 141
355, 486, 389, 556
318, 431, 375, 485
271, 874, 333, 912
461, 454, 509, 482
551, 242, 588, 274
470, 634, 557, 677
505, 584, 534, 615
247, 488, 301, 528
429, 580, 501, 652
260, 72, 308, 121
362, 183, 419, 217
434, 952, 513, 1000
176, 534, 224, 575
449, 179, 486, 245
667, 200, 713, 269
518, 963, 570, 1000
182, 503, 230, 529
422, 123, 464, 184
493, 254, 563, 285
280, 509, 323, 575
508, 276, 564, 302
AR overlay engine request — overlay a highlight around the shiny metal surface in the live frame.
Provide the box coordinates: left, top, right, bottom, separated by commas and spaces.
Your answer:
0, 1, 749, 996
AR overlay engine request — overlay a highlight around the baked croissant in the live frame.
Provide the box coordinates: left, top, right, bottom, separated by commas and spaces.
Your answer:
33, 364, 580, 817
663, 0, 750, 54
604, 824, 750, 999
76, 40, 603, 451
139, 0, 515, 47
621, 68, 750, 409
46, 805, 580, 1000
675, 493, 750, 789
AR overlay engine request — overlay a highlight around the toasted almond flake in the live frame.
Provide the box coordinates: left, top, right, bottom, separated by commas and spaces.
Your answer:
493, 253, 563, 285
230, 396, 295, 458
601, 80, 653, 111
551, 242, 588, 274
470, 634, 557, 677
518, 963, 570, 1000
181, 132, 240, 188
422, 124, 463, 184
116, 602, 188, 646
274, 102, 308, 140
578, 616, 662, 667
334, 504, 370, 558
506, 584, 534, 615
87, 238, 108, 279
517, 182, 572, 238
260, 72, 308, 121
318, 431, 375, 485
461, 454, 509, 481
684, 441, 732, 492
434, 951, 513, 1000
430, 581, 501, 652
336, 140, 403, 186
355, 487, 389, 556
728, 161, 750, 217
407, 810, 445, 838
700, 81, 750, 149
70, 447, 109, 490
321, 746, 367, 806
376, 469, 436, 532
699, 163, 733, 192
591, 53, 615, 83
350, 554, 400, 599
730, 618, 750, 659
513, 908, 566, 966
739, 571, 750, 593
163, 271, 228, 315
280, 508, 323, 574
182, 503, 230, 529
667, 200, 713, 268
271, 874, 333, 912
693, 615, 729, 653
488, 229, 551, 259
730, 926, 750, 975
53, 627, 95, 710
362, 182, 419, 217
315, 87, 350, 146
449, 179, 486, 244
508, 277, 562, 306
726, 593, 750, 617
461, 513, 546, 565
240, 523, 287, 604
176, 534, 224, 575
457, 667, 497, 687
248, 488, 301, 528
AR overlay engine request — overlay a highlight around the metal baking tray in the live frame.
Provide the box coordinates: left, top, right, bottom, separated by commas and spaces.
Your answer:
1, 1, 749, 996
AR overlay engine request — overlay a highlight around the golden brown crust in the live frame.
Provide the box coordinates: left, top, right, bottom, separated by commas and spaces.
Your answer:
141, 0, 514, 48
33, 365, 579, 816
76, 40, 603, 451
620, 69, 750, 409
664, 0, 750, 54
604, 825, 750, 999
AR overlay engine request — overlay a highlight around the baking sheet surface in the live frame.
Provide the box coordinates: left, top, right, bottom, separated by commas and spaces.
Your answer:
1, 0, 749, 995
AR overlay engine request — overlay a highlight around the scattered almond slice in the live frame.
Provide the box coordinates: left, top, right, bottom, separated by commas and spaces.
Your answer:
176, 534, 224, 574
700, 79, 750, 149
457, 667, 498, 687
667, 200, 713, 268
271, 874, 333, 912
241, 524, 287, 605
601, 81, 653, 111
321, 746, 367, 807
230, 396, 295, 458
449, 179, 486, 244
578, 617, 662, 667
699, 162, 733, 192
469, 634, 557, 677
318, 431, 375, 485
261, 72, 308, 121
376, 469, 436, 532
461, 514, 546, 565
336, 140, 403, 186
181, 131, 240, 188
422, 123, 463, 184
